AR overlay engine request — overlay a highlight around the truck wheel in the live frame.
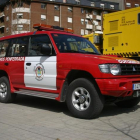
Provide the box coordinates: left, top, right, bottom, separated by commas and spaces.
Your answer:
0, 76, 16, 103
66, 78, 104, 119
115, 97, 140, 108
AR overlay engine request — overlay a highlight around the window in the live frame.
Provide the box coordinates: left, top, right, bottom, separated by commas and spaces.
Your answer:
91, 2, 95, 7
81, 19, 84, 25
17, 13, 23, 19
54, 5, 59, 10
0, 40, 10, 57
110, 5, 114, 9
6, 27, 9, 32
85, 9, 89, 14
52, 34, 100, 54
68, 7, 73, 12
41, 3, 46, 9
17, 25, 23, 31
126, 3, 131, 7
41, 15, 46, 20
7, 37, 29, 57
18, 1, 23, 7
85, 30, 88, 35
6, 16, 9, 21
85, 19, 88, 25
75, 0, 80, 5
81, 8, 84, 14
100, 3, 104, 8
63, 0, 66, 3
93, 10, 97, 15
54, 16, 59, 22
29, 35, 55, 56
7, 5, 9, 10
68, 17, 72, 23
81, 29, 84, 35
135, 4, 139, 7
138, 13, 140, 24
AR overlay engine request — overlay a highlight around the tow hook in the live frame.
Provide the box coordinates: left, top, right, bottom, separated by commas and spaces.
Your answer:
133, 91, 140, 97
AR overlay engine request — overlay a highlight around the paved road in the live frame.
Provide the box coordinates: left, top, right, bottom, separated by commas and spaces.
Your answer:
0, 95, 140, 140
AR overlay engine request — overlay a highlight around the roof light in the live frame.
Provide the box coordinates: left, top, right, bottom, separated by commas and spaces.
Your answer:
33, 23, 74, 33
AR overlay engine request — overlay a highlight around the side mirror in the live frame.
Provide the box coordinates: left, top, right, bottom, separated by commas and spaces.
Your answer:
40, 43, 51, 55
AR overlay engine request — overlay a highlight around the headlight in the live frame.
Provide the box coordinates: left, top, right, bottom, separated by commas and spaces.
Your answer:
99, 64, 121, 75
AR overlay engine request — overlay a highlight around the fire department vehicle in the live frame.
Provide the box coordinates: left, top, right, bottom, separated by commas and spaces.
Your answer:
0, 24, 140, 119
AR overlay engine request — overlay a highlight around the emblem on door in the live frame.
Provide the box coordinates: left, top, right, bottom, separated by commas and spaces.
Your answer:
34, 63, 45, 81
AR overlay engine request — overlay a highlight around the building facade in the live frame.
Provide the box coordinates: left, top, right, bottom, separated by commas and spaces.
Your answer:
0, 0, 120, 37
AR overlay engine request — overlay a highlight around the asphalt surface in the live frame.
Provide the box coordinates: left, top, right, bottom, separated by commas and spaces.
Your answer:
0, 95, 140, 140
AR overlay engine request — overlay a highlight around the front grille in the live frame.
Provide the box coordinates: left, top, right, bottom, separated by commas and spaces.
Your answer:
120, 64, 140, 75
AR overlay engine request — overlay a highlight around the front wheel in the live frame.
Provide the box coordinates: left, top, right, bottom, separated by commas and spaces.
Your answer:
66, 78, 104, 119
115, 97, 140, 108
0, 76, 16, 103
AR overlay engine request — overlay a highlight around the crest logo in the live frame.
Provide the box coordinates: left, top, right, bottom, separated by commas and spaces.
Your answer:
34, 63, 45, 81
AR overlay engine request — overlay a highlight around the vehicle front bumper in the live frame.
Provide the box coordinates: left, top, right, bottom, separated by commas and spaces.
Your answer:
95, 78, 140, 97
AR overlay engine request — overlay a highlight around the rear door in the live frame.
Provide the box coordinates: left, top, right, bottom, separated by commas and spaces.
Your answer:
6, 37, 29, 88
24, 34, 57, 90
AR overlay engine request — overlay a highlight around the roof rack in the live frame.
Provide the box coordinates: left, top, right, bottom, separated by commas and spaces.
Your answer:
33, 24, 74, 33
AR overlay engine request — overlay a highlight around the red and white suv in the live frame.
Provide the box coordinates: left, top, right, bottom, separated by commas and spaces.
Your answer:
0, 24, 140, 119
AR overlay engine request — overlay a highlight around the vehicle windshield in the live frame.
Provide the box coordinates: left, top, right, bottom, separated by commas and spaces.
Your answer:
51, 33, 101, 55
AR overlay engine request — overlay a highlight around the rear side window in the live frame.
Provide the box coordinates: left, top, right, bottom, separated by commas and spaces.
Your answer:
138, 13, 140, 24
7, 37, 29, 57
28, 35, 55, 56
0, 40, 10, 57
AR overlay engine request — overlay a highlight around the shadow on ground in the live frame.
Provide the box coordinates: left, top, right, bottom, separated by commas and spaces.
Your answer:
13, 94, 140, 118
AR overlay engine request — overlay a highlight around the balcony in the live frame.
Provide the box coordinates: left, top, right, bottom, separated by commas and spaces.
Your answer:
0, 12, 5, 18
0, 22, 5, 28
12, 19, 30, 24
96, 15, 101, 20
12, 31, 30, 35
12, 8, 30, 13
0, 33, 4, 37
96, 25, 101, 31
86, 24, 93, 30
86, 14, 93, 19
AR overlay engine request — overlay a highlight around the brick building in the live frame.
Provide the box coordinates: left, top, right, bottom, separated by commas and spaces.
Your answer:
102, 0, 140, 10
0, 0, 120, 37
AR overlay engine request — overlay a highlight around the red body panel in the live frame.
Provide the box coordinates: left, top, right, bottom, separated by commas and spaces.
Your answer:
1, 31, 140, 101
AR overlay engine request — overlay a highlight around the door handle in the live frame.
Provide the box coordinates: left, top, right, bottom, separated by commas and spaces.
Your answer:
26, 63, 31, 66
4, 63, 9, 66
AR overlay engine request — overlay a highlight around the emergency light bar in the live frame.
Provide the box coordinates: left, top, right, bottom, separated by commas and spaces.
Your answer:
33, 24, 74, 33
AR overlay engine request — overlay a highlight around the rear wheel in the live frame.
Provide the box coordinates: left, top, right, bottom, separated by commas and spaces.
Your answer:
0, 76, 16, 103
66, 78, 104, 119
115, 97, 140, 108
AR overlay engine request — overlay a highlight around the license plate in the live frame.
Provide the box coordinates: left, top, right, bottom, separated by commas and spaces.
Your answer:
133, 83, 140, 90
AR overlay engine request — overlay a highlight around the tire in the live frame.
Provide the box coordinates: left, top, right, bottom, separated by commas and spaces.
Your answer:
115, 97, 140, 108
0, 76, 16, 103
66, 78, 104, 119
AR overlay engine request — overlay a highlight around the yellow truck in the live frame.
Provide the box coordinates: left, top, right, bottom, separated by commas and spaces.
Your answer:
103, 7, 140, 60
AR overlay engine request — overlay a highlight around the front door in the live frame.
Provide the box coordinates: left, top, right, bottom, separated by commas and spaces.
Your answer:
24, 35, 57, 90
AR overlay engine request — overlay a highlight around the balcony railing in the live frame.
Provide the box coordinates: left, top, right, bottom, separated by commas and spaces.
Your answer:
0, 12, 5, 18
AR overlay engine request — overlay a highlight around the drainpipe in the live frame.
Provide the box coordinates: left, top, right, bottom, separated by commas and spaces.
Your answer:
60, 5, 61, 27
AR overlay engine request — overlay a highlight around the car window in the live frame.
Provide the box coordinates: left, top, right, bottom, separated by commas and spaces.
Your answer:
51, 33, 101, 54
0, 40, 10, 57
28, 35, 55, 56
7, 37, 29, 57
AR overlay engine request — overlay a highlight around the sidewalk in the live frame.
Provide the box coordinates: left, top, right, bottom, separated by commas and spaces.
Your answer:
0, 95, 139, 140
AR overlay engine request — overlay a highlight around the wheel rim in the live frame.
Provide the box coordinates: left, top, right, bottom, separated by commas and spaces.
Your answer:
72, 87, 91, 111
0, 82, 7, 99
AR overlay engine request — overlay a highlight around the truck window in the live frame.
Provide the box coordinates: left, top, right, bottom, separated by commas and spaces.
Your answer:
7, 37, 29, 57
28, 35, 55, 56
0, 40, 10, 57
138, 13, 140, 24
